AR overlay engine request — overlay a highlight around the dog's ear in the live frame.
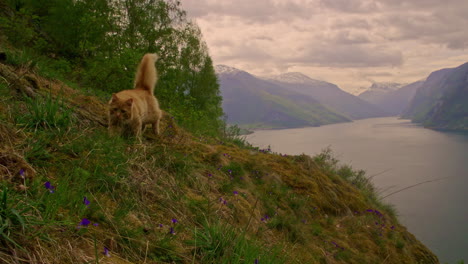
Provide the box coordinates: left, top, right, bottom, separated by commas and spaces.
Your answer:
125, 98, 133, 106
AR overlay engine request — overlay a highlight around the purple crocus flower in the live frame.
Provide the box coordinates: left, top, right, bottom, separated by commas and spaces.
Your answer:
44, 181, 55, 193
79, 218, 91, 227
83, 196, 90, 207
169, 227, 175, 235
102, 247, 111, 257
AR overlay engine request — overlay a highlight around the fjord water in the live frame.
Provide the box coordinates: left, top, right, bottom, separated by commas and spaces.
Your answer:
246, 117, 468, 263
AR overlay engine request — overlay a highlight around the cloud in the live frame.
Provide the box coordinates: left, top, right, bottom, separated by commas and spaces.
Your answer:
182, 0, 318, 23
319, 0, 381, 13
295, 44, 404, 67
180, 0, 468, 92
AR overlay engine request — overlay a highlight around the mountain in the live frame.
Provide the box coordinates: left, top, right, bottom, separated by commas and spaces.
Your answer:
358, 81, 423, 115
264, 72, 389, 119
403, 62, 468, 131
358, 82, 405, 103
216, 65, 350, 129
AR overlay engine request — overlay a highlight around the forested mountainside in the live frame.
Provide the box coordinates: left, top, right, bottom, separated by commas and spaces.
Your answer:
403, 62, 468, 131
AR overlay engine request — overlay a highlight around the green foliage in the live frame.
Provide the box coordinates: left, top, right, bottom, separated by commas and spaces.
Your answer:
0, 186, 39, 249
16, 93, 74, 130
189, 220, 286, 264
313, 148, 396, 218
1, 0, 224, 136
223, 124, 252, 148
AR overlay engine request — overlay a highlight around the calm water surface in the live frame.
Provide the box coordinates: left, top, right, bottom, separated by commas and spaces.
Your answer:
246, 117, 468, 263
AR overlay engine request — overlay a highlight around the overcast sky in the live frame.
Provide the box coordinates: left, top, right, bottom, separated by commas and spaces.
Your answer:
181, 0, 468, 94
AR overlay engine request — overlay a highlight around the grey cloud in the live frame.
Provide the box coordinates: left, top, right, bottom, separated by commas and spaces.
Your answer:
182, 0, 317, 23
294, 44, 403, 67
320, 0, 380, 13
377, 0, 468, 10
332, 18, 371, 30
215, 42, 274, 63
330, 30, 371, 44
376, 11, 468, 49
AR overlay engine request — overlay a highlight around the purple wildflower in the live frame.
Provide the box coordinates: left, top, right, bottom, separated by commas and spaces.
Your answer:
233, 191, 238, 195
366, 209, 374, 213
159, 224, 163, 228
83, 196, 90, 207
19, 169, 25, 178
254, 259, 259, 264
102, 247, 111, 257
79, 218, 91, 227
171, 218, 178, 224
169, 227, 176, 235
93, 223, 99, 227
44, 181, 55, 193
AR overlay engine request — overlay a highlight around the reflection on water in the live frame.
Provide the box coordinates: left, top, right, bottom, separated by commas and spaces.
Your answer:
246, 117, 468, 263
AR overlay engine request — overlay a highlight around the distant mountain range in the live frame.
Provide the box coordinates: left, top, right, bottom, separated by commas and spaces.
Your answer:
403, 62, 468, 131
216, 65, 388, 129
216, 62, 468, 131
358, 81, 423, 115
216, 65, 350, 129
265, 73, 388, 119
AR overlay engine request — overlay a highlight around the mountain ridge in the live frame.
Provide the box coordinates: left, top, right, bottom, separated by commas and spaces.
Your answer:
403, 62, 468, 131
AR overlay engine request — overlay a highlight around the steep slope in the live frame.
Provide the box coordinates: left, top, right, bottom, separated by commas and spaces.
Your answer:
403, 62, 468, 131
217, 66, 350, 129
0, 59, 439, 264
359, 81, 423, 115
266, 73, 389, 119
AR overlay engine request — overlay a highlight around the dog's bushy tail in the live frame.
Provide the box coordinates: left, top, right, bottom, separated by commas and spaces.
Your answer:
134, 53, 158, 94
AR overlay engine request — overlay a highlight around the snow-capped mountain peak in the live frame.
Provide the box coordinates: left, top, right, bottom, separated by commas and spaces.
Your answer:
265, 72, 324, 85
367, 82, 405, 92
215, 65, 242, 75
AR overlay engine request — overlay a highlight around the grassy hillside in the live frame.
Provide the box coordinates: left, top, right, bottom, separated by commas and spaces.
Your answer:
0, 55, 439, 263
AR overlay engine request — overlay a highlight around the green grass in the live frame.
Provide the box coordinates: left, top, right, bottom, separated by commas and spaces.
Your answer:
16, 92, 74, 131
0, 61, 440, 263
188, 220, 287, 264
